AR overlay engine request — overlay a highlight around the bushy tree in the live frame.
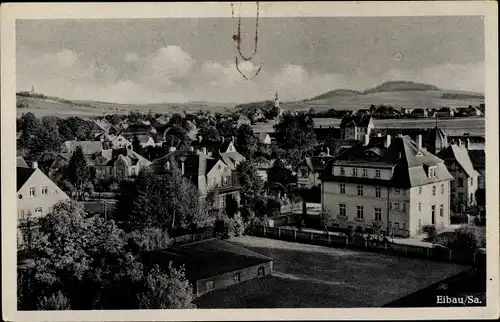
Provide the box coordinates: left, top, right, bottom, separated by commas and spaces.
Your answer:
267, 159, 295, 189
132, 134, 142, 152
274, 113, 316, 167
235, 161, 263, 206
228, 213, 246, 237
199, 126, 221, 141
137, 264, 196, 309
127, 228, 171, 252
447, 226, 483, 254
36, 291, 71, 310
65, 146, 93, 199
235, 124, 258, 159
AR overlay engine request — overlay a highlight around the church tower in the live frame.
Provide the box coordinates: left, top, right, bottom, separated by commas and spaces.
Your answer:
31, 85, 35, 93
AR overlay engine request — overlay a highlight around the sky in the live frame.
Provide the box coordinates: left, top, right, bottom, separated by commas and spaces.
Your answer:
16, 16, 484, 104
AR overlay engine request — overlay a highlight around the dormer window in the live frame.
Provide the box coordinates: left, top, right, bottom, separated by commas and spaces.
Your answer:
428, 166, 437, 178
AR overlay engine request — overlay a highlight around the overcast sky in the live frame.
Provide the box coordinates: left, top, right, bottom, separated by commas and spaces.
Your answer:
16, 16, 484, 104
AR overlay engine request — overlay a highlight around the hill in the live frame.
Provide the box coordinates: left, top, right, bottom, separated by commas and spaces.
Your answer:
281, 81, 484, 112
16, 93, 233, 118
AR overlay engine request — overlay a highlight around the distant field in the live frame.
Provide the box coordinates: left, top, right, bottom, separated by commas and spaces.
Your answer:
252, 117, 485, 136
16, 96, 233, 119
194, 236, 468, 308
283, 90, 484, 112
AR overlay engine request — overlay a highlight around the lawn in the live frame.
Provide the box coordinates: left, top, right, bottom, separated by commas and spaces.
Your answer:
194, 236, 469, 308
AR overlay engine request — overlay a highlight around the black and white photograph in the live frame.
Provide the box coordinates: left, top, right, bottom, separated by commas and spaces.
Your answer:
1, 2, 498, 321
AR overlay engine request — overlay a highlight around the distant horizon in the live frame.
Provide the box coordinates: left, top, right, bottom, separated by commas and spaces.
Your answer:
17, 79, 485, 106
16, 17, 484, 104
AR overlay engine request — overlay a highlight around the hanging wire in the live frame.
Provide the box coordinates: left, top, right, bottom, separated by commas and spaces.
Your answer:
231, 2, 262, 80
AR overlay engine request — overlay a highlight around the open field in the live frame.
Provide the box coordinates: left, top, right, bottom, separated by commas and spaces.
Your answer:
283, 90, 484, 112
194, 236, 468, 308
252, 117, 485, 136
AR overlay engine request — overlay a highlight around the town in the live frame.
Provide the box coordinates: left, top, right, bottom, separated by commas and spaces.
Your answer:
16, 87, 486, 309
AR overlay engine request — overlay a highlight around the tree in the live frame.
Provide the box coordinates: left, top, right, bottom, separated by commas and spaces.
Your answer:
235, 124, 258, 160
235, 161, 263, 206
127, 228, 171, 252
216, 118, 237, 138
267, 159, 295, 189
132, 134, 142, 152
274, 113, 316, 167
18, 112, 41, 149
66, 146, 93, 199
137, 264, 196, 309
36, 291, 71, 310
164, 125, 192, 150
447, 226, 482, 254
199, 126, 221, 141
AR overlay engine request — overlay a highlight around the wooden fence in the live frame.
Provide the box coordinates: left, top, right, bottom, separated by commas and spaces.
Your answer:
249, 225, 485, 267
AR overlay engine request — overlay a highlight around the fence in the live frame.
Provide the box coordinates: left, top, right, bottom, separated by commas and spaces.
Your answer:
249, 225, 485, 267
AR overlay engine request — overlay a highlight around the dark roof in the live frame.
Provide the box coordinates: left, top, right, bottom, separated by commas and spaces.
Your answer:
320, 135, 453, 188
468, 149, 485, 169
438, 145, 480, 177
17, 157, 29, 168
122, 124, 155, 134
143, 239, 273, 281
427, 126, 448, 152
298, 156, 334, 172
17, 167, 36, 191
340, 114, 372, 128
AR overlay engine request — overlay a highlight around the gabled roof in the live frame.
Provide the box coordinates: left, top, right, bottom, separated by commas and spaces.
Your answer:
219, 151, 246, 169
143, 239, 273, 281
340, 114, 372, 128
438, 145, 481, 177
302, 156, 334, 172
17, 167, 37, 191
17, 156, 29, 168
320, 135, 453, 188
428, 126, 448, 151
63, 141, 104, 155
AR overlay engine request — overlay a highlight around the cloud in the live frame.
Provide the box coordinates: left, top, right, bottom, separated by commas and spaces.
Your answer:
17, 46, 484, 105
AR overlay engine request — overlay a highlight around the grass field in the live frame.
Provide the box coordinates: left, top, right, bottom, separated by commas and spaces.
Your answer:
194, 236, 468, 308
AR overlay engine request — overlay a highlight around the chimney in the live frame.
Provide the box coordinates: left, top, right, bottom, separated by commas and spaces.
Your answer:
457, 139, 462, 147
465, 138, 470, 150
181, 161, 185, 175
363, 134, 370, 146
169, 146, 176, 152
385, 135, 391, 148
417, 134, 422, 149
166, 161, 170, 170
31, 161, 38, 169
202, 147, 207, 155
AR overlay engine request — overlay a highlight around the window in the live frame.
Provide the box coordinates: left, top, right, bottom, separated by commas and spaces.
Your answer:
418, 202, 422, 211
41, 186, 48, 195
29, 187, 36, 197
34, 207, 43, 217
340, 183, 345, 195
340, 167, 345, 175
258, 267, 265, 277
395, 188, 400, 194
470, 178, 474, 186
441, 183, 444, 194
339, 204, 346, 217
432, 185, 436, 196
431, 205, 436, 225
375, 186, 381, 198
389, 203, 392, 210
402, 189, 406, 195
376, 169, 381, 178
20, 210, 25, 220
357, 185, 364, 196
458, 192, 464, 203
394, 222, 400, 229
394, 203, 400, 211
403, 223, 406, 230
418, 187, 422, 195
356, 206, 364, 219
53, 190, 58, 195
374, 208, 382, 221
352, 168, 358, 176
233, 273, 241, 284
458, 178, 464, 187
206, 280, 215, 291
428, 166, 437, 178
403, 203, 407, 213
440, 204, 444, 217
362, 169, 368, 177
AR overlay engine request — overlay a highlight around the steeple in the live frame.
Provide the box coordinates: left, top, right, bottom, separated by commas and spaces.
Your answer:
31, 85, 35, 93
274, 91, 282, 119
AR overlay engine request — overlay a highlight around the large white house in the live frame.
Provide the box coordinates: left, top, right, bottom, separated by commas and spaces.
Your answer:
319, 134, 454, 237
339, 114, 374, 140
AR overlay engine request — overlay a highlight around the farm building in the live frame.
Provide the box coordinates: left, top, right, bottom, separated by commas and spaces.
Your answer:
142, 238, 274, 297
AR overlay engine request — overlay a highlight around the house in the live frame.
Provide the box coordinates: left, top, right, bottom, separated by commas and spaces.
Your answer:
251, 109, 266, 123
236, 115, 252, 127
319, 134, 454, 237
134, 134, 156, 149
192, 136, 239, 158
93, 119, 114, 133
17, 156, 29, 168
438, 143, 481, 209
255, 159, 275, 182
431, 107, 455, 118
295, 153, 334, 189
468, 149, 485, 189
425, 125, 449, 155
122, 124, 157, 138
61, 140, 104, 156
339, 114, 374, 140
257, 133, 272, 145
142, 238, 273, 297
410, 108, 428, 118
91, 147, 152, 180
150, 147, 245, 209
97, 133, 132, 150
17, 162, 70, 237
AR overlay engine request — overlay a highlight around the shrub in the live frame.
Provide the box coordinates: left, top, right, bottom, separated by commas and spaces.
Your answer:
228, 213, 246, 237
446, 226, 482, 253
128, 228, 171, 251
450, 213, 469, 224
422, 225, 437, 242
37, 291, 71, 310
